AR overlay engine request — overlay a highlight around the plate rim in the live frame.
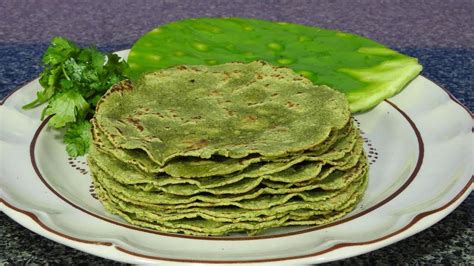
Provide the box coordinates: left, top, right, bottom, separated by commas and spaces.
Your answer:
29, 98, 423, 241
1, 175, 472, 264
1, 50, 472, 263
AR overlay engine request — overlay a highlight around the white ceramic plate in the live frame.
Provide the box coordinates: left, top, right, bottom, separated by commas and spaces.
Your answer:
0, 50, 472, 265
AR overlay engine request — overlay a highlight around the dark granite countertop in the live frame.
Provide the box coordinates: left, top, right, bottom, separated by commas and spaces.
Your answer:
0, 0, 472, 264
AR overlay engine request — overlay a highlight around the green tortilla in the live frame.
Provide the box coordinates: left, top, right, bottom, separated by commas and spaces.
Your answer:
91, 117, 354, 177
88, 122, 361, 193
95, 61, 350, 165
90, 152, 366, 210
89, 61, 369, 236
91, 146, 365, 196
92, 165, 367, 235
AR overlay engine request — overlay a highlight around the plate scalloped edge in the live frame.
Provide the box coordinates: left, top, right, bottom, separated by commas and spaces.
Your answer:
0, 50, 472, 264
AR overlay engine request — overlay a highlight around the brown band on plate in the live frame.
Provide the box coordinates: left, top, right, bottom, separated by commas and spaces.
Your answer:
0, 78, 37, 105
0, 198, 112, 247
114, 175, 473, 264
27, 99, 424, 241
0, 74, 471, 263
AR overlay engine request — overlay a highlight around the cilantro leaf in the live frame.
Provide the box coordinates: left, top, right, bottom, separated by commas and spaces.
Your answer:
22, 37, 129, 157
64, 121, 92, 157
44, 90, 89, 127
42, 37, 78, 66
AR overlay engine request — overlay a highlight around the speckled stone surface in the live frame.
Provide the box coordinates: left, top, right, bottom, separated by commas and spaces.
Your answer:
0, 0, 472, 264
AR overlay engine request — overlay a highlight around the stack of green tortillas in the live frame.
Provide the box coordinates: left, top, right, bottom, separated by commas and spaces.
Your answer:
88, 61, 368, 236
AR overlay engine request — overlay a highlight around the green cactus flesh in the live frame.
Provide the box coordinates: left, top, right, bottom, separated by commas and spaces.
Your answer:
128, 18, 422, 112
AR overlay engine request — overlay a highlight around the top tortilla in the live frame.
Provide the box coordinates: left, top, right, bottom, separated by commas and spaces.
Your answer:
94, 61, 350, 166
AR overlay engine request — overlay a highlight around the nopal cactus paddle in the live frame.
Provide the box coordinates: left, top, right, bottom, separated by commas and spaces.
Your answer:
127, 18, 422, 112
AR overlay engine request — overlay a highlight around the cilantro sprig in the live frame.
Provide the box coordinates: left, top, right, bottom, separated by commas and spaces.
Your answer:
23, 37, 129, 157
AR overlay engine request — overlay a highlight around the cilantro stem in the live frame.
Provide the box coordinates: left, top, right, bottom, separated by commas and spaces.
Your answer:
22, 98, 41, 110
61, 64, 71, 81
